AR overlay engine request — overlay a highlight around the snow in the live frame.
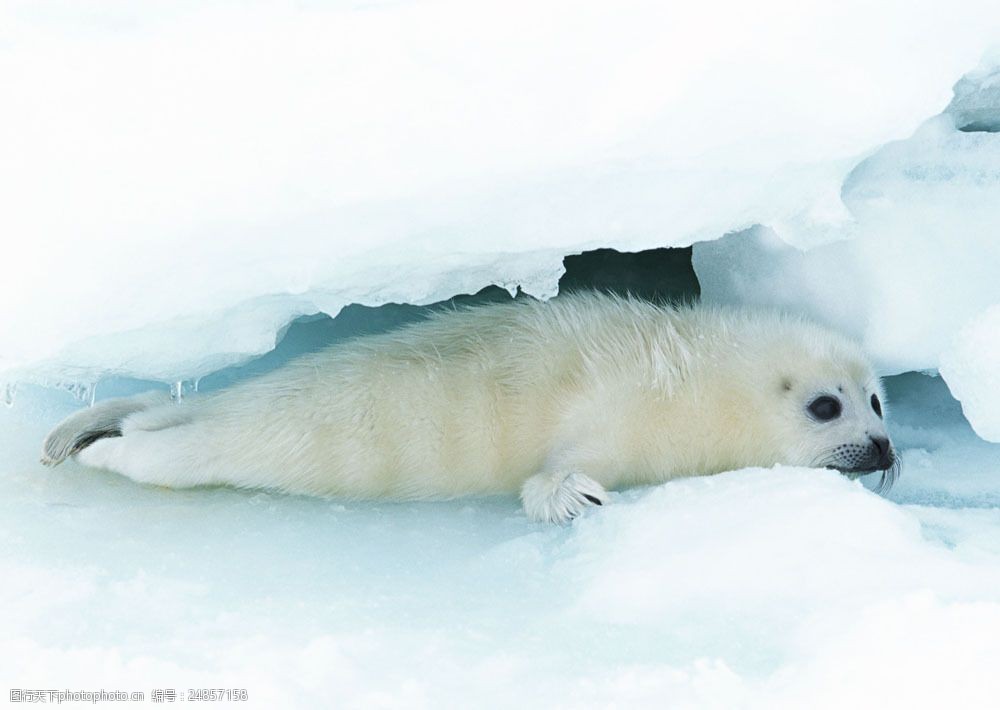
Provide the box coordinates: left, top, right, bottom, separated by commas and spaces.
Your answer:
2, 371, 1000, 708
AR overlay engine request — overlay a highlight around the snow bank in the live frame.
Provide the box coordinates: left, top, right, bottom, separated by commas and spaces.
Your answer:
3, 0, 1000, 396
941, 306, 1000, 442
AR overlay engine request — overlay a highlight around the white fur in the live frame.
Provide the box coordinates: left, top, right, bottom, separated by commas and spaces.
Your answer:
43, 294, 893, 523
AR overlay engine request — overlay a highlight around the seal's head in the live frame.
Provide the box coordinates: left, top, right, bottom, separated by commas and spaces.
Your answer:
762, 322, 899, 492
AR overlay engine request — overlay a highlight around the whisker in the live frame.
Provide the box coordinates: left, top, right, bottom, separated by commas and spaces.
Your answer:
809, 445, 838, 470
873, 455, 902, 495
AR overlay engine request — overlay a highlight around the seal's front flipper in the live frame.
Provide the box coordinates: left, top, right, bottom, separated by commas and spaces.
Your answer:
520, 470, 609, 524
41, 390, 172, 466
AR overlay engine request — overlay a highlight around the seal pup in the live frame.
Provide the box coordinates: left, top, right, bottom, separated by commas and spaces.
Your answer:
42, 294, 897, 523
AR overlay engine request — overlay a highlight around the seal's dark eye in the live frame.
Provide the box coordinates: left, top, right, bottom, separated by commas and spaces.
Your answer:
871, 393, 883, 418
808, 396, 842, 422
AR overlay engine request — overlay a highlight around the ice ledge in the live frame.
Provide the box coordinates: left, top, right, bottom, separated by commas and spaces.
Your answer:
1, 248, 568, 390
947, 48, 1000, 132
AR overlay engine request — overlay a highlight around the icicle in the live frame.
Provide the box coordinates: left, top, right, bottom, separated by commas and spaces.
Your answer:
2, 382, 15, 408
60, 382, 94, 404
170, 378, 202, 400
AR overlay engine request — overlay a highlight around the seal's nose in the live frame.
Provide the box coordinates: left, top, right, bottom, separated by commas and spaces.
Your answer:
870, 435, 893, 470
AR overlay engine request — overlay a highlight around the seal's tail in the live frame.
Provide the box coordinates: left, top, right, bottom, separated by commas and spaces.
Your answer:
41, 390, 173, 467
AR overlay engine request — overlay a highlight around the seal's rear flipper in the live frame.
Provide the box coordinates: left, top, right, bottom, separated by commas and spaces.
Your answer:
41, 391, 172, 466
